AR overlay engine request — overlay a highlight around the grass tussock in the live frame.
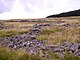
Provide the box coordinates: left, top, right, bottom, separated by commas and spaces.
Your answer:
36, 35, 48, 41
0, 46, 44, 60
0, 28, 28, 38
64, 53, 80, 60
0, 46, 80, 60
37, 26, 80, 44
43, 51, 80, 60
42, 27, 63, 35
4, 22, 36, 27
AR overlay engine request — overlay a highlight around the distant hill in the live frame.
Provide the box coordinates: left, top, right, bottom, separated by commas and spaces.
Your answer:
46, 9, 80, 18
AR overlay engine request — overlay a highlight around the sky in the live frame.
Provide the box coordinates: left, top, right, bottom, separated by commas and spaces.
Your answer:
0, 0, 80, 19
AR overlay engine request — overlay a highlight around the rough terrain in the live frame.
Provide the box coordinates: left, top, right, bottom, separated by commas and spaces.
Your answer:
0, 17, 80, 60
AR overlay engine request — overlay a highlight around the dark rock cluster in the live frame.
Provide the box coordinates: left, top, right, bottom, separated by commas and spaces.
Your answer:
7, 19, 54, 22
0, 22, 4, 29
7, 19, 42, 22
61, 42, 80, 56
1, 35, 45, 55
46, 42, 80, 56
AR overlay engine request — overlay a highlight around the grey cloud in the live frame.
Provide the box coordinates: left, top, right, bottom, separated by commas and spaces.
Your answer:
0, 0, 15, 13
0, 0, 80, 19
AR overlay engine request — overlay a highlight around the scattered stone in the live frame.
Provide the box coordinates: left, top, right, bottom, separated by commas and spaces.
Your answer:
74, 49, 80, 56
0, 23, 80, 58
0, 22, 4, 29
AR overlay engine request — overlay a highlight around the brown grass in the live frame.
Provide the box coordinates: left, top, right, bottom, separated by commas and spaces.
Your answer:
0, 16, 80, 60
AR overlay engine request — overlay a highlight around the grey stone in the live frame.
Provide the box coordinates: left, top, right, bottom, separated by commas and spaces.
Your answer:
52, 47, 64, 52
69, 43, 79, 53
61, 42, 73, 47
74, 49, 80, 56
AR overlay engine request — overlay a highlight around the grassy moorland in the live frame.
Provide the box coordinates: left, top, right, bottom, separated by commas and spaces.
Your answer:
0, 16, 80, 60
0, 46, 80, 60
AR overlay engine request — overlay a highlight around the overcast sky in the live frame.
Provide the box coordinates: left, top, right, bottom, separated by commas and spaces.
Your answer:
0, 0, 80, 19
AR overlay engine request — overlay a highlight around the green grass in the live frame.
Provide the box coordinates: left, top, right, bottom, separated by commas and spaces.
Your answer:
42, 28, 63, 35
0, 46, 80, 60
36, 35, 48, 41
45, 51, 80, 60
39, 26, 80, 44
0, 17, 80, 60
0, 46, 14, 60
0, 46, 44, 60
0, 29, 28, 38
64, 53, 80, 60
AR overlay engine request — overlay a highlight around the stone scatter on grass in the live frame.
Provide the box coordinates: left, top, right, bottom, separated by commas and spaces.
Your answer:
0, 23, 80, 58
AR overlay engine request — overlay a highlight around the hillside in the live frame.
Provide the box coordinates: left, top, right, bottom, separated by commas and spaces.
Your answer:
0, 17, 80, 60
46, 9, 80, 18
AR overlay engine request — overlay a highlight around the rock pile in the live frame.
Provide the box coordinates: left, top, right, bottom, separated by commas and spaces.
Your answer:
0, 34, 46, 55
45, 42, 80, 57
0, 24, 45, 54
61, 42, 80, 56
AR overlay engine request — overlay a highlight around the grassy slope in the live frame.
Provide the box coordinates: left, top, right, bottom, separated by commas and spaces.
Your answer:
0, 16, 80, 60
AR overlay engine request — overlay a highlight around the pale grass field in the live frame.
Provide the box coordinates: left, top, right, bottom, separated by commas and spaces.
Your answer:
4, 22, 36, 27
36, 26, 80, 45
0, 16, 80, 60
36, 17, 80, 45
0, 17, 80, 43
0, 28, 29, 38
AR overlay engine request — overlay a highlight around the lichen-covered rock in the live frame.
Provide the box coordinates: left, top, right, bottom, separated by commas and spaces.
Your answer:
74, 49, 80, 56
